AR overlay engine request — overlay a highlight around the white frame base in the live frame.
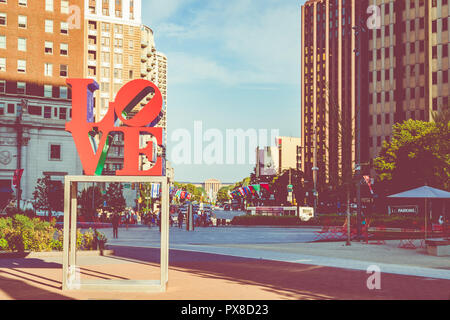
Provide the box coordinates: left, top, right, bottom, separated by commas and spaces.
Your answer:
62, 175, 169, 292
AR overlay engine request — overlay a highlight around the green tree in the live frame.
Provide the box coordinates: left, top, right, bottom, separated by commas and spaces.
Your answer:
374, 119, 450, 193
217, 186, 231, 203
104, 183, 126, 214
78, 186, 103, 221
270, 169, 305, 206
33, 175, 63, 220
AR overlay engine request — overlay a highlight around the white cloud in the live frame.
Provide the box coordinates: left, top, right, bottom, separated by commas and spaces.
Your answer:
141, 0, 188, 24
144, 0, 302, 86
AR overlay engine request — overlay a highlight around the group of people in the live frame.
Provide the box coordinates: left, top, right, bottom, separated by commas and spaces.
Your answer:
175, 209, 212, 229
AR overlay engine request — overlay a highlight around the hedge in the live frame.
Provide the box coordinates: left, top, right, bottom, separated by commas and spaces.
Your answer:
231, 214, 425, 229
0, 215, 107, 253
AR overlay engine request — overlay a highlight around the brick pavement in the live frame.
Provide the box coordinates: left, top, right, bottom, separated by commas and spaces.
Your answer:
0, 246, 449, 300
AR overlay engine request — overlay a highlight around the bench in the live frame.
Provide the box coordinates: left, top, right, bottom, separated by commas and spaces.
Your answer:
425, 239, 450, 257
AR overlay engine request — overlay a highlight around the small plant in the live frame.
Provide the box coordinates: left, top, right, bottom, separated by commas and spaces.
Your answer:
0, 238, 8, 251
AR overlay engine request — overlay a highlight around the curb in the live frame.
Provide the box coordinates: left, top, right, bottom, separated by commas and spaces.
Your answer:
0, 250, 115, 259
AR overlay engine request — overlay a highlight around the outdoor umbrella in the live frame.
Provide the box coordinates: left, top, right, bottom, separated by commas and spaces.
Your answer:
388, 186, 450, 240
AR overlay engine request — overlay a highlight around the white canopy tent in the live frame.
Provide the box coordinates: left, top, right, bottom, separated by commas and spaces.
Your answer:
388, 186, 450, 239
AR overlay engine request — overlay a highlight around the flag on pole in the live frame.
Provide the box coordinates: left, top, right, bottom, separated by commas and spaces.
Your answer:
151, 183, 160, 198
13, 169, 24, 187
260, 183, 270, 192
363, 176, 374, 195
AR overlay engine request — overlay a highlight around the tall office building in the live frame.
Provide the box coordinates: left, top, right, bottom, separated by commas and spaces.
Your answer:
84, 0, 142, 120
0, 0, 85, 204
367, 0, 450, 159
155, 51, 167, 145
301, 0, 370, 191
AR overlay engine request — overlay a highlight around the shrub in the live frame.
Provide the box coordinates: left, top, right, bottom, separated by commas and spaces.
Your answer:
0, 215, 108, 252
0, 215, 56, 252
0, 238, 8, 251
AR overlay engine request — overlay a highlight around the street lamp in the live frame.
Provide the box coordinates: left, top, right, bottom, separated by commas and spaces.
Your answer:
353, 21, 366, 241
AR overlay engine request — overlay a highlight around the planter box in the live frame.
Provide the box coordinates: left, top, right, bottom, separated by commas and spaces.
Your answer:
426, 239, 450, 257
0, 250, 114, 259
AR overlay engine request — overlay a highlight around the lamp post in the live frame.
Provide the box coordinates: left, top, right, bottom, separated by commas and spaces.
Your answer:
15, 99, 28, 211
353, 20, 366, 241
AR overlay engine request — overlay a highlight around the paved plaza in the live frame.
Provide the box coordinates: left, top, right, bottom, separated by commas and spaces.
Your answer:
0, 225, 449, 300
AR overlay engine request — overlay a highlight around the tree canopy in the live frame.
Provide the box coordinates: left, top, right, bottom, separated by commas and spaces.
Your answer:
374, 117, 450, 194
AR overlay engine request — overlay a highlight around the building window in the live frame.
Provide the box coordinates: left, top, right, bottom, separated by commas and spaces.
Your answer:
129, 70, 133, 79
88, 66, 96, 76
101, 67, 110, 77
0, 102, 4, 115
114, 24, 122, 34
7, 103, 15, 114
0, 13, 6, 26
17, 82, 25, 95
0, 57, 4, 71
0, 35, 5, 49
114, 38, 122, 48
60, 43, 68, 55
61, 0, 69, 14
114, 68, 122, 79
0, 80, 5, 93
19, 0, 27, 6
101, 22, 110, 32
18, 15, 27, 28
60, 86, 68, 99
60, 22, 68, 35
17, 59, 26, 73
60, 64, 68, 77
18, 38, 26, 51
101, 37, 110, 46
101, 82, 109, 92
45, 41, 53, 54
44, 85, 52, 98
59, 107, 67, 120
28, 105, 42, 116
45, 20, 53, 33
114, 53, 122, 64
44, 63, 53, 76
50, 144, 61, 160
45, 0, 53, 12
44, 106, 52, 118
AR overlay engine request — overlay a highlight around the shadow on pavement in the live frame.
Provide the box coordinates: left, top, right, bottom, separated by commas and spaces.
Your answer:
109, 245, 450, 300
0, 257, 74, 300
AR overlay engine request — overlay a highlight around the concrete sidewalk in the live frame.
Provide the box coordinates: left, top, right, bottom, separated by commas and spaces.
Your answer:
185, 240, 450, 280
0, 240, 449, 300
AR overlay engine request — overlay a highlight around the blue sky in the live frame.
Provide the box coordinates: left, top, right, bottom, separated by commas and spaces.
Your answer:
141, 0, 305, 183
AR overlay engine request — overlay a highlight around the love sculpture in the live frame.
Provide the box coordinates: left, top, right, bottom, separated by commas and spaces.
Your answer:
62, 79, 169, 293
66, 78, 163, 176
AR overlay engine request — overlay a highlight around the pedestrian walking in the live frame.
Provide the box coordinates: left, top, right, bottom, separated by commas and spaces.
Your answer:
112, 213, 120, 239
178, 211, 184, 229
